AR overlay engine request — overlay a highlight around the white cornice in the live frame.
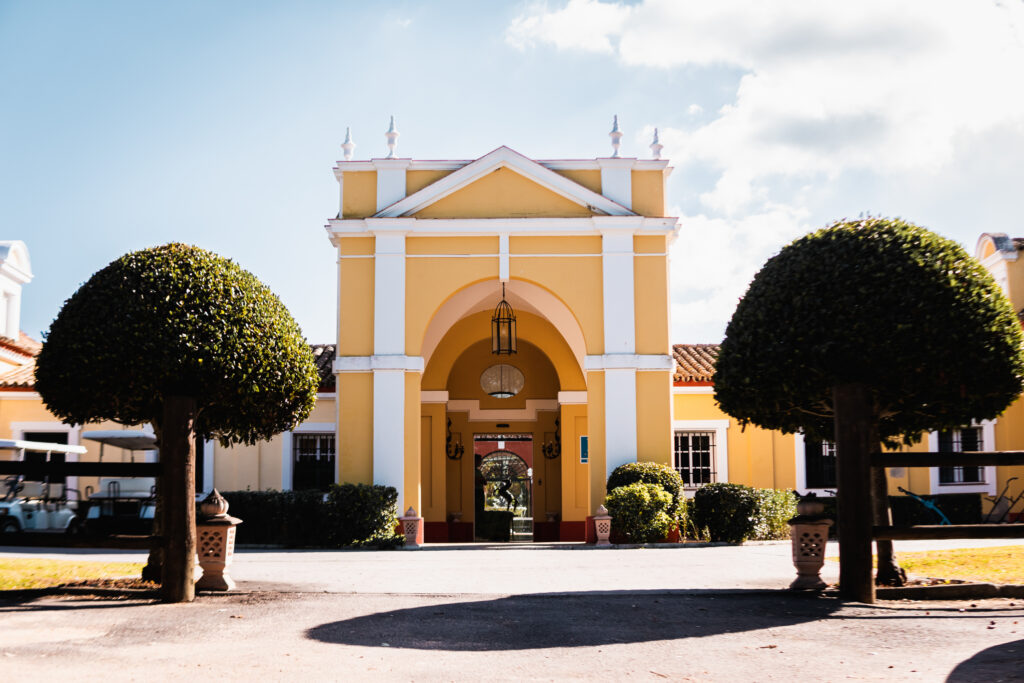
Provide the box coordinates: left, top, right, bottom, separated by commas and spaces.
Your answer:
373, 146, 636, 218
333, 355, 425, 373
585, 354, 676, 371
334, 158, 671, 174
326, 216, 679, 244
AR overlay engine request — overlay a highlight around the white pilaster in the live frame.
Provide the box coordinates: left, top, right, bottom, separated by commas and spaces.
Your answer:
597, 158, 634, 209
203, 439, 215, 493
373, 233, 407, 355
499, 233, 510, 282
601, 230, 636, 355
373, 159, 411, 212
605, 368, 638, 476
373, 370, 406, 505
280, 432, 293, 491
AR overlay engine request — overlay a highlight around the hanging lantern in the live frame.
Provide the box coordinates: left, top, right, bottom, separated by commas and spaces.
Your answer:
491, 282, 517, 355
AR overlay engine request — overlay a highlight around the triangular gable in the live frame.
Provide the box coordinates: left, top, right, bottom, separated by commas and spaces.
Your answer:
374, 146, 635, 218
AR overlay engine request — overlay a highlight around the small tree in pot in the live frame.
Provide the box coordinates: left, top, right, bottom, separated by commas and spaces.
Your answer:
35, 244, 319, 602
713, 218, 1024, 595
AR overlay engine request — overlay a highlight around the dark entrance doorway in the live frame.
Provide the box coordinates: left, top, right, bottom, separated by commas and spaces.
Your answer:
474, 435, 533, 541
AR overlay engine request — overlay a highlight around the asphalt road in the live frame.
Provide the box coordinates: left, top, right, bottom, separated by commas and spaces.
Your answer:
1, 540, 1023, 681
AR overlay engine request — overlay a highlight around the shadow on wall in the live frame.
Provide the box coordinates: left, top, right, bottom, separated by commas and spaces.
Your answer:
306, 590, 840, 651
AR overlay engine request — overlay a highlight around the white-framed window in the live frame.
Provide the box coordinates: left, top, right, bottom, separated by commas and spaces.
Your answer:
672, 419, 728, 493
927, 421, 996, 495
794, 433, 837, 494
281, 422, 337, 491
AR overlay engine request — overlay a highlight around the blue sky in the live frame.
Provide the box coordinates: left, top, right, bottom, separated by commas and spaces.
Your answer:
4, 0, 1024, 346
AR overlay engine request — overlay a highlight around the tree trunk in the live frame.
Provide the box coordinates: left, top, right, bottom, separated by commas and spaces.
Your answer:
161, 395, 197, 603
141, 426, 164, 584
873, 466, 906, 586
834, 382, 875, 603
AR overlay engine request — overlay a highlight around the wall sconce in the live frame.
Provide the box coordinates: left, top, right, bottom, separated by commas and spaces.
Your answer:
543, 418, 561, 460
446, 418, 464, 460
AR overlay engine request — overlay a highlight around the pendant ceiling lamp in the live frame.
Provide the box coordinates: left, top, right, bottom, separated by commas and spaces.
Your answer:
491, 282, 517, 355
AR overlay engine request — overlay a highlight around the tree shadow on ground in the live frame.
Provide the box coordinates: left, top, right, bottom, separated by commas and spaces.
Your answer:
307, 590, 839, 651
947, 639, 1024, 682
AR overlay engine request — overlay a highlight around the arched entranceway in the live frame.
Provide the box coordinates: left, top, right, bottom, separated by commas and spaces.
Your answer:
418, 280, 590, 543
475, 445, 533, 541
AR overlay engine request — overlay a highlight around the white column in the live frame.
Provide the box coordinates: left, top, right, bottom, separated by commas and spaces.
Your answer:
374, 233, 406, 355
601, 230, 636, 355
373, 370, 405, 505
280, 432, 293, 491
604, 368, 638, 476
499, 233, 510, 282
600, 229, 639, 476
373, 159, 411, 212
372, 232, 407, 501
597, 158, 634, 209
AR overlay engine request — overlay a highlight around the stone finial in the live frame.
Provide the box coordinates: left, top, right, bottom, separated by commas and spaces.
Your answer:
595, 504, 609, 517
650, 127, 663, 160
385, 116, 399, 158
609, 115, 623, 158
200, 489, 230, 518
341, 126, 355, 161
405, 506, 417, 517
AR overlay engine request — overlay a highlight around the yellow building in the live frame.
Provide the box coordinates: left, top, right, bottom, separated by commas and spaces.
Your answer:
3, 135, 1023, 539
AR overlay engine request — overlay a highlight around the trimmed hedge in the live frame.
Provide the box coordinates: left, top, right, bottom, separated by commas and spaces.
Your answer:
605, 482, 674, 542
606, 462, 685, 521
690, 483, 797, 543
221, 483, 402, 548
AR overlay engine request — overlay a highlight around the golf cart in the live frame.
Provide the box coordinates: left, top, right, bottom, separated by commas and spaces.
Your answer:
78, 430, 158, 536
0, 438, 88, 534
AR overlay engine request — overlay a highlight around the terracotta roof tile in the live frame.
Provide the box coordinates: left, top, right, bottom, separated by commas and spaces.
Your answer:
0, 331, 41, 358
672, 343, 719, 383
0, 357, 35, 389
311, 343, 336, 391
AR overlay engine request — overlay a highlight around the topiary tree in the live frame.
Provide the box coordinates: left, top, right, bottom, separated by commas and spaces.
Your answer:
606, 462, 685, 523
35, 244, 319, 602
714, 218, 1024, 596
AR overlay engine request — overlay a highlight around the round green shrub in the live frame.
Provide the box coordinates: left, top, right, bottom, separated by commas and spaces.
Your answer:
35, 243, 319, 446
714, 218, 1024, 445
604, 482, 674, 543
690, 483, 757, 544
606, 462, 684, 520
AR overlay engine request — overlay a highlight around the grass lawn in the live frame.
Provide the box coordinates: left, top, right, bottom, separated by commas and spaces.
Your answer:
894, 545, 1024, 584
0, 558, 145, 590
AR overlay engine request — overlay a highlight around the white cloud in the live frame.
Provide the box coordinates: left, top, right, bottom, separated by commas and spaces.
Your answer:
506, 0, 633, 53
511, 0, 1024, 341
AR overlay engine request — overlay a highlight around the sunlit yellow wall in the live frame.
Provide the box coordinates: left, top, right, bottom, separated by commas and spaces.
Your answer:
510, 235, 602, 254
338, 373, 372, 485
562, 402, 591, 521
637, 372, 672, 466
511, 257, 604, 354
412, 168, 596, 219
551, 169, 601, 194
631, 170, 666, 217
341, 171, 377, 217
584, 371, 604, 515
406, 169, 454, 195
403, 372, 421, 513
405, 259, 498, 355
671, 391, 798, 490
420, 402, 447, 522
406, 236, 497, 255
338, 250, 374, 356
634, 252, 670, 355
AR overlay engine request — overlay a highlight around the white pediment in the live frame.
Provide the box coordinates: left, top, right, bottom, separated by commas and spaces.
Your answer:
373, 146, 636, 218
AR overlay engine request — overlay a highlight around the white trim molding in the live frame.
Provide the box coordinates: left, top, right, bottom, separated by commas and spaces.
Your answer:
793, 432, 835, 498
447, 399, 559, 422
927, 420, 997, 496
557, 391, 587, 404
374, 158, 412, 212
334, 355, 425, 373
420, 391, 449, 404
672, 386, 714, 394
585, 354, 675, 371
374, 146, 635, 218
672, 419, 730, 489
597, 157, 634, 209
